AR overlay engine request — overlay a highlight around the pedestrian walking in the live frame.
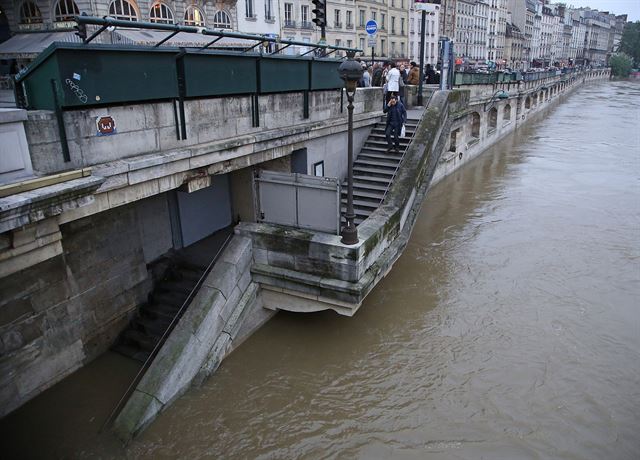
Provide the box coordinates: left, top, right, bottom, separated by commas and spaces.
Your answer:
383, 95, 406, 153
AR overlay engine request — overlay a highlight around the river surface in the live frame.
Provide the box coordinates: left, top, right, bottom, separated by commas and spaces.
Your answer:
3, 80, 640, 459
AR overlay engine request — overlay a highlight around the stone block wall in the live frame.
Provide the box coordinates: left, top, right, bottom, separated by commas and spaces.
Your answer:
0, 202, 152, 417
24, 87, 383, 176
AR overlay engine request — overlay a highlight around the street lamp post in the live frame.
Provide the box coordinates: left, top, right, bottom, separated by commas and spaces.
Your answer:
337, 53, 363, 245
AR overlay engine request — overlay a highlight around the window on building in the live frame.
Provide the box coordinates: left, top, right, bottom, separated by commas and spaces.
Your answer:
359, 10, 365, 27
372, 11, 376, 21
400, 41, 405, 56
20, 1, 42, 24
525, 96, 531, 109
504, 104, 511, 121
488, 107, 497, 131
213, 10, 231, 28
265, 0, 274, 19
346, 10, 352, 27
108, 0, 138, 21
381, 13, 385, 29
150, 3, 174, 24
360, 37, 365, 49
245, 0, 254, 18
347, 39, 352, 48
184, 5, 205, 26
381, 38, 385, 54
334, 9, 340, 27
391, 16, 395, 34
301, 5, 308, 23
284, 3, 293, 24
471, 112, 481, 138
401, 17, 404, 34
54, 0, 79, 22
449, 128, 460, 152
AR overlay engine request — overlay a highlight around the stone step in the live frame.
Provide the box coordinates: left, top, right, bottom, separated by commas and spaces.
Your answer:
353, 166, 395, 177
366, 137, 410, 145
346, 181, 389, 192
341, 206, 372, 219
152, 290, 189, 307
112, 343, 151, 363
352, 174, 393, 184
354, 159, 399, 170
133, 315, 172, 337
157, 279, 195, 296
141, 302, 180, 321
123, 329, 160, 352
340, 198, 379, 210
356, 152, 403, 163
372, 127, 417, 136
341, 189, 385, 201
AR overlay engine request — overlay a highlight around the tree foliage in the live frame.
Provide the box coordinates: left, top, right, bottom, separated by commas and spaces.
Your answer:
619, 21, 640, 66
610, 53, 634, 77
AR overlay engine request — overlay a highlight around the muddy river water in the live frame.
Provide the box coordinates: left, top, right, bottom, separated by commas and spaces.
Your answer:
3, 80, 639, 459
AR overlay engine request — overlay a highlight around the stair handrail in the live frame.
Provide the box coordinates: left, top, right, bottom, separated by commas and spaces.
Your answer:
379, 91, 434, 204
101, 232, 234, 432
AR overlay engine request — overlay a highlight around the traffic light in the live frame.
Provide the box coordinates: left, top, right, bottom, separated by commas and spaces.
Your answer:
312, 0, 326, 28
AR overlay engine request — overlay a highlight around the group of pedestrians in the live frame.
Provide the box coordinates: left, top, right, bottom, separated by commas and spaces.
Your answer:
354, 59, 439, 154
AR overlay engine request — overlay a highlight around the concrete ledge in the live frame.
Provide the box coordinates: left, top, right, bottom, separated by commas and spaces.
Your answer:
0, 175, 104, 233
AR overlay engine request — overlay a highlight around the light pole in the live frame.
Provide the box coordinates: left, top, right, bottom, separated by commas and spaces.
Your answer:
337, 53, 363, 245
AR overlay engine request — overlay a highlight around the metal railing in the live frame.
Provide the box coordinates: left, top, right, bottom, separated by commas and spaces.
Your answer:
101, 233, 233, 431
379, 90, 434, 205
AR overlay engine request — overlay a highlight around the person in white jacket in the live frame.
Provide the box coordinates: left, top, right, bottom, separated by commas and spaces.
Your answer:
385, 62, 401, 103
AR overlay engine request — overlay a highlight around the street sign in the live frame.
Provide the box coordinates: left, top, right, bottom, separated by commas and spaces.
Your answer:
365, 20, 378, 35
368, 35, 377, 47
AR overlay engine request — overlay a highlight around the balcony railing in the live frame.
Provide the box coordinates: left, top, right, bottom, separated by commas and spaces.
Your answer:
334, 22, 342, 28
301, 21, 313, 29
346, 23, 354, 29
283, 19, 296, 28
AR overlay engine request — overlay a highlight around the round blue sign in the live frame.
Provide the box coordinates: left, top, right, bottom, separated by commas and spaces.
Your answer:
365, 20, 378, 35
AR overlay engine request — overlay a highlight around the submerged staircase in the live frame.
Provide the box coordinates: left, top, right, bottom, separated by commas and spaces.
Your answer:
112, 259, 207, 362
341, 117, 420, 225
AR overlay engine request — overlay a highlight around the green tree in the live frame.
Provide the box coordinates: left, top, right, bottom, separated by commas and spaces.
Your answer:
609, 53, 634, 77
618, 21, 640, 66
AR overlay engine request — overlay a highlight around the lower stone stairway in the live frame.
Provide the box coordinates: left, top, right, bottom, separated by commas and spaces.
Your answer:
341, 117, 420, 225
112, 258, 207, 362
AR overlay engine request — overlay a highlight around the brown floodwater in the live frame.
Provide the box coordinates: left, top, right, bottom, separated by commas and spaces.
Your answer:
3, 80, 639, 459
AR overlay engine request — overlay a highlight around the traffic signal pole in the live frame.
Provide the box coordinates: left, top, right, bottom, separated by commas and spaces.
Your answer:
312, 0, 327, 55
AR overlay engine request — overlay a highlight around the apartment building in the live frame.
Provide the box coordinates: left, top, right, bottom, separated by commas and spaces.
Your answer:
408, 0, 440, 65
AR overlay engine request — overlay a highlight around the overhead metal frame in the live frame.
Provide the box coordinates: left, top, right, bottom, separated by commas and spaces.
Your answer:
74, 16, 362, 57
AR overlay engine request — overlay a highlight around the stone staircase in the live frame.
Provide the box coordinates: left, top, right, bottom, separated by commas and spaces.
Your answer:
341, 117, 420, 225
112, 259, 206, 362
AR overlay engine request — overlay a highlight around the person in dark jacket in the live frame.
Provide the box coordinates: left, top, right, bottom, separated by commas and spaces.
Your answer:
371, 63, 383, 87
425, 64, 436, 84
383, 95, 407, 153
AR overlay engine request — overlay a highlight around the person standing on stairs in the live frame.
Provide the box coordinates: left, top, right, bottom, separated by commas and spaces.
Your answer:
383, 95, 406, 153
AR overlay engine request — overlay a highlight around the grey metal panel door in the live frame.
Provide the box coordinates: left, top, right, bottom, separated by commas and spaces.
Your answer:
256, 171, 340, 234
